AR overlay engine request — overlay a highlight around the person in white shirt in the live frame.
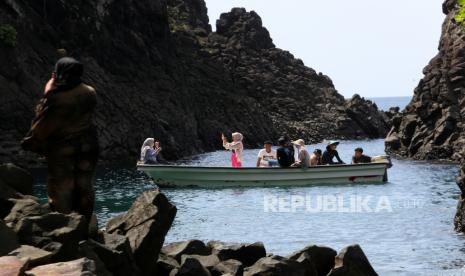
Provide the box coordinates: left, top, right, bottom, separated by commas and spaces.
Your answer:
256, 140, 277, 167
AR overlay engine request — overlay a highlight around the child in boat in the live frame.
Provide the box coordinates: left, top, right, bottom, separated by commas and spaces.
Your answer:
310, 149, 322, 166
140, 138, 162, 164
222, 132, 244, 167
321, 141, 345, 165
256, 140, 278, 167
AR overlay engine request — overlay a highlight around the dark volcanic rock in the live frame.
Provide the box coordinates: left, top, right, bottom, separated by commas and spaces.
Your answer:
0, 163, 34, 195
287, 245, 337, 276
156, 254, 180, 276
385, 0, 465, 161
0, 256, 29, 276
8, 245, 54, 267
162, 240, 211, 262
0, 0, 388, 166
176, 257, 211, 276
327, 244, 378, 276
0, 219, 20, 256
5, 198, 49, 228
106, 189, 177, 274
207, 240, 266, 267
25, 257, 97, 275
211, 259, 244, 276
244, 255, 307, 276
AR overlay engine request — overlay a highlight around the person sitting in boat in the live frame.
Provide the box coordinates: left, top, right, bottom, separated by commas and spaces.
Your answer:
256, 140, 278, 167
277, 137, 294, 168
222, 132, 244, 167
290, 139, 311, 168
321, 141, 345, 165
310, 149, 322, 166
140, 138, 162, 164
352, 147, 372, 164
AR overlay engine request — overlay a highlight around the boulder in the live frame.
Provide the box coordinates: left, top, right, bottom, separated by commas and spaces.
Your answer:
288, 245, 337, 276
25, 257, 97, 275
180, 254, 220, 270
244, 255, 307, 276
156, 254, 180, 276
0, 163, 33, 195
0, 256, 28, 276
208, 240, 266, 266
211, 259, 244, 276
7, 245, 53, 267
4, 198, 49, 228
162, 240, 211, 261
327, 245, 378, 276
176, 257, 211, 276
0, 220, 19, 256
106, 189, 177, 274
0, 180, 22, 219
78, 240, 119, 276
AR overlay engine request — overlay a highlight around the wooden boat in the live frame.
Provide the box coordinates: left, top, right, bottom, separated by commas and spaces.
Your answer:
137, 162, 390, 188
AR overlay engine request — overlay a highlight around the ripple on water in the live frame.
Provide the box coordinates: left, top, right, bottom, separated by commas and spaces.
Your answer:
33, 139, 465, 275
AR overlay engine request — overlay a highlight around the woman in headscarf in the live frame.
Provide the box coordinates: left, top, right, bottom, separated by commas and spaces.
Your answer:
140, 138, 162, 164
21, 57, 98, 227
222, 132, 244, 167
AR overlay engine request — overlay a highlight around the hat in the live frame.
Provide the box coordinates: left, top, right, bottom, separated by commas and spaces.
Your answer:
292, 139, 305, 147
327, 140, 339, 146
264, 140, 273, 145
278, 137, 286, 145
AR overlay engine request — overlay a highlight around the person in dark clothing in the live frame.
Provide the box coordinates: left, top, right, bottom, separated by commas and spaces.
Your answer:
352, 147, 372, 164
321, 141, 345, 165
21, 57, 98, 225
277, 137, 294, 168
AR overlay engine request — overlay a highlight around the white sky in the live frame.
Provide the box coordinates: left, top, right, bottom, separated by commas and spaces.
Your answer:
204, 0, 445, 98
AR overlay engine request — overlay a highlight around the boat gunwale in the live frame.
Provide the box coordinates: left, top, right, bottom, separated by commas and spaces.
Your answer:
137, 163, 388, 170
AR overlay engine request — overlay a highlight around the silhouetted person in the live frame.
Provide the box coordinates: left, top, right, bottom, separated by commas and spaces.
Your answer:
322, 141, 345, 165
352, 147, 372, 164
22, 57, 98, 225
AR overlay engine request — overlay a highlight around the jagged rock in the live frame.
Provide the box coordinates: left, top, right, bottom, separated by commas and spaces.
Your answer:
106, 189, 177, 274
156, 254, 180, 276
180, 254, 220, 270
0, 220, 19, 256
0, 180, 23, 219
293, 252, 318, 276
287, 245, 337, 276
7, 245, 53, 267
0, 256, 28, 276
207, 240, 266, 267
244, 255, 307, 276
211, 259, 244, 276
327, 245, 378, 276
4, 198, 49, 228
175, 257, 211, 276
25, 257, 97, 275
0, 163, 33, 195
162, 240, 211, 262
78, 240, 119, 276
15, 212, 87, 260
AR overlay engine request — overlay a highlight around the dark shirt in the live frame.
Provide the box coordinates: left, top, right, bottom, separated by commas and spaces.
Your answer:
352, 154, 372, 164
277, 146, 294, 168
321, 149, 344, 165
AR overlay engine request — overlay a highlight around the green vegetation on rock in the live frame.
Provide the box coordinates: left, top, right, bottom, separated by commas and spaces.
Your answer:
455, 0, 465, 25
0, 24, 17, 47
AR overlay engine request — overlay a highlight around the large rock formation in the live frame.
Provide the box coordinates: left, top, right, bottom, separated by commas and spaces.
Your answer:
0, 0, 388, 167
385, 0, 465, 161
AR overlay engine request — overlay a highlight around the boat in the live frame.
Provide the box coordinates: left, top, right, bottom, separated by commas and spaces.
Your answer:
137, 162, 390, 188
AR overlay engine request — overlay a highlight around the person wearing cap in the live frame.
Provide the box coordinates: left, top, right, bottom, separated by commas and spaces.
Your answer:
321, 141, 345, 165
277, 137, 294, 168
291, 139, 311, 168
256, 141, 277, 167
310, 149, 322, 166
352, 147, 372, 164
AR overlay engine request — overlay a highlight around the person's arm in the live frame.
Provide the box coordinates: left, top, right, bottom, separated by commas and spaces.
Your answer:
335, 151, 345, 164
256, 157, 262, 167
146, 149, 158, 163
352, 156, 356, 164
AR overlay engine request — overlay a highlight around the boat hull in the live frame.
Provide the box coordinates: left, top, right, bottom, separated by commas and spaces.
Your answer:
137, 163, 388, 188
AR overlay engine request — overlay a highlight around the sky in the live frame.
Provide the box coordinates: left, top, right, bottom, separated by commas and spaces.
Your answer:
204, 0, 445, 98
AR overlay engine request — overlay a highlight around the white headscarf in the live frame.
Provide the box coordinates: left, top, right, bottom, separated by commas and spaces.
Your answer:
232, 132, 243, 142
140, 138, 155, 161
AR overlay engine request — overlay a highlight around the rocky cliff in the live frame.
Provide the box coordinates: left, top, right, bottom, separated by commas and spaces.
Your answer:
0, 0, 389, 167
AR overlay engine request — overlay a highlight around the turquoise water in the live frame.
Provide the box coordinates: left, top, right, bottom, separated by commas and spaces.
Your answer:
34, 139, 465, 275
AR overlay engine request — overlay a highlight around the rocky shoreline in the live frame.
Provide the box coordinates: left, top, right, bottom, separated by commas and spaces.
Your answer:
0, 163, 378, 276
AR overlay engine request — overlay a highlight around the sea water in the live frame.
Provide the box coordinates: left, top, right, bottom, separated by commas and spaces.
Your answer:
33, 139, 465, 276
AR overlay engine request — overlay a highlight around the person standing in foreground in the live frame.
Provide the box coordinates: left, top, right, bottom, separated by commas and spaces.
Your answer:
277, 137, 294, 168
352, 147, 372, 164
222, 132, 244, 167
321, 141, 345, 165
21, 57, 98, 225
291, 139, 311, 168
256, 140, 277, 167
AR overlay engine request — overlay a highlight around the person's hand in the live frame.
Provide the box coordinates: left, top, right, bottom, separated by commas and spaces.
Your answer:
44, 72, 57, 95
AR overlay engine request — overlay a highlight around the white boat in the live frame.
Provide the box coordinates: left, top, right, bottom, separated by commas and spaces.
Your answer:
137, 162, 390, 188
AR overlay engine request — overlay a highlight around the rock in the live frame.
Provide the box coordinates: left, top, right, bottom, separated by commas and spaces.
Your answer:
244, 255, 307, 276
0, 163, 33, 195
0, 256, 28, 276
156, 254, 180, 276
88, 213, 98, 238
0, 181, 22, 219
7, 245, 53, 267
78, 240, 119, 276
106, 189, 177, 274
162, 240, 211, 262
288, 245, 337, 276
208, 240, 266, 266
4, 198, 49, 228
327, 245, 378, 276
211, 259, 244, 276
176, 257, 211, 276
15, 212, 87, 260
180, 254, 220, 270
0, 220, 19, 256
25, 257, 97, 275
